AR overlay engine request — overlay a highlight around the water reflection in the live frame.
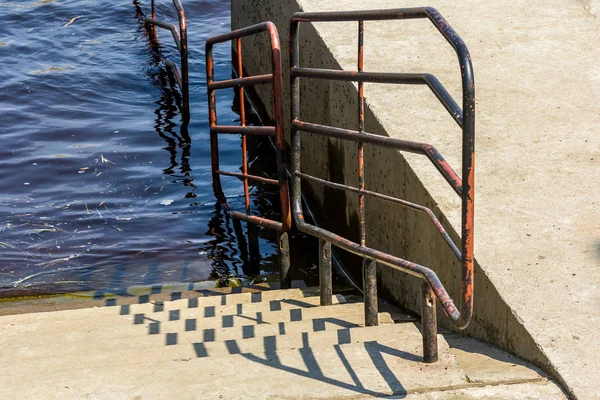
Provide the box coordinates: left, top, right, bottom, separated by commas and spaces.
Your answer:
0, 0, 313, 297
135, 1, 276, 284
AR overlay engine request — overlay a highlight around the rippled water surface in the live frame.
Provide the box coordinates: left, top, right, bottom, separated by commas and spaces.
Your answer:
0, 0, 293, 295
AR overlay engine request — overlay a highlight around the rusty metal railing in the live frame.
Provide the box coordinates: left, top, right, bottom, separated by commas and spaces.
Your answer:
206, 22, 292, 289
143, 0, 189, 118
290, 7, 475, 363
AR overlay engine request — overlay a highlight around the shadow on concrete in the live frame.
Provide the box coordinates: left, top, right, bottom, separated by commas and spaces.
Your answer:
443, 331, 543, 372
116, 292, 418, 398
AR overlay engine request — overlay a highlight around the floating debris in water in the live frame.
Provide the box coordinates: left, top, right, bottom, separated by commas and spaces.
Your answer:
64, 15, 83, 27
35, 254, 80, 268
160, 199, 174, 206
99, 154, 115, 166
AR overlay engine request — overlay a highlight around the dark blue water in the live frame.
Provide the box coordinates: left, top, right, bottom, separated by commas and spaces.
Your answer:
0, 0, 288, 296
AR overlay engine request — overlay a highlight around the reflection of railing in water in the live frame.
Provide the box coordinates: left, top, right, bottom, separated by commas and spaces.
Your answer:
133, 0, 193, 192
290, 8, 475, 363
206, 22, 292, 289
136, 0, 189, 119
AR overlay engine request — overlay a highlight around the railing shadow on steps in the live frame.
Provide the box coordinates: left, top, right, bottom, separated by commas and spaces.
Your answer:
202, 7, 473, 365
120, 289, 415, 397
91, 284, 545, 398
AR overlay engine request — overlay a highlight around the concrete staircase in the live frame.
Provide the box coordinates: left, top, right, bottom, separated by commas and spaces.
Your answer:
0, 283, 565, 399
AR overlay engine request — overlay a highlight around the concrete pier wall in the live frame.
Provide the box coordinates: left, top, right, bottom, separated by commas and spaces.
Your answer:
232, 1, 600, 398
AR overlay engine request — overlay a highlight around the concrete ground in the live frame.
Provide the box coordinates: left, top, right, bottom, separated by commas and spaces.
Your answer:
0, 286, 565, 399
231, 0, 600, 398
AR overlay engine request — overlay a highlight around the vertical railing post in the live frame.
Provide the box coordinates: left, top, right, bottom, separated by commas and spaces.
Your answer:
206, 43, 224, 200
319, 239, 332, 306
421, 280, 438, 363
175, 0, 189, 120
150, 0, 157, 38
362, 258, 378, 326
278, 232, 291, 289
268, 22, 292, 290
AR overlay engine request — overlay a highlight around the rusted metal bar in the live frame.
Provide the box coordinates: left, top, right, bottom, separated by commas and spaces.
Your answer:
293, 121, 463, 196
291, 68, 463, 126
206, 22, 291, 289
296, 172, 461, 260
237, 38, 251, 218
421, 281, 438, 363
363, 258, 378, 326
278, 232, 291, 289
229, 210, 284, 232
290, 7, 475, 363
143, 0, 189, 118
216, 171, 279, 186
207, 74, 274, 91
357, 20, 366, 248
164, 60, 182, 89
319, 239, 333, 306
144, 19, 182, 52
210, 125, 276, 136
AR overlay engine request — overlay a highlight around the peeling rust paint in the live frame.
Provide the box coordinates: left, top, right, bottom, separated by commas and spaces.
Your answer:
290, 7, 476, 360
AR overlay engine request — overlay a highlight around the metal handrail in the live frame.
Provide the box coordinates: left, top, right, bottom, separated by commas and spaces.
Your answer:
143, 0, 189, 118
206, 22, 292, 289
290, 7, 475, 363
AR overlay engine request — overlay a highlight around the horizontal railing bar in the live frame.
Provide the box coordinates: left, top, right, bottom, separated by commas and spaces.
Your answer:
144, 18, 182, 53
292, 68, 462, 126
210, 125, 276, 136
294, 217, 461, 323
208, 74, 273, 91
293, 121, 462, 196
296, 172, 461, 260
206, 21, 275, 45
229, 210, 284, 232
164, 60, 182, 89
217, 170, 279, 185
292, 7, 433, 22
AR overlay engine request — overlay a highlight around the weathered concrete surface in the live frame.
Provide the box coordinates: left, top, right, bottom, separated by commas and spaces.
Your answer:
577, 0, 600, 18
0, 287, 564, 399
231, 0, 600, 398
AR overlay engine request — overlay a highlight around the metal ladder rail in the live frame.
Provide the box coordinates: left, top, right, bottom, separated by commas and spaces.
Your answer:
143, 0, 189, 119
205, 22, 292, 289
290, 7, 475, 363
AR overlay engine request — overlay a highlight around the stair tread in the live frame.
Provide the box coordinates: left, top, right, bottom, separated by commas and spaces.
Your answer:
2, 303, 397, 362
0, 285, 320, 323
1, 301, 394, 349
1, 323, 554, 400
4, 322, 428, 373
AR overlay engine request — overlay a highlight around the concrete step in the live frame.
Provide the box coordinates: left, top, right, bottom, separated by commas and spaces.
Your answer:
4, 317, 404, 372
0, 292, 346, 336
2, 299, 394, 362
0, 321, 563, 399
0, 286, 320, 323
1, 301, 389, 352
0, 288, 335, 338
